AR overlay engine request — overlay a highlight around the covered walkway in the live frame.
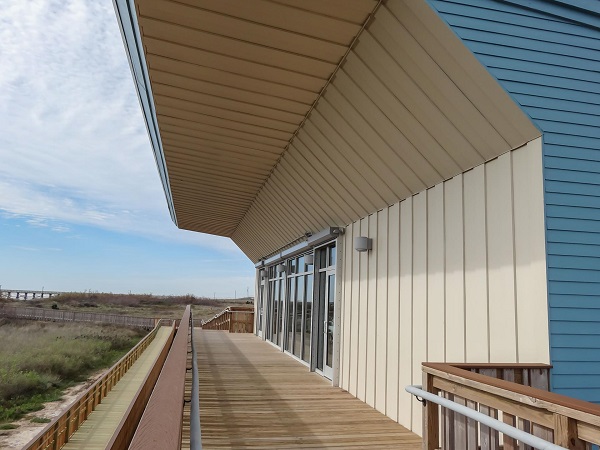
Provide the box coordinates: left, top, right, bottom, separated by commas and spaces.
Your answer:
197, 331, 421, 449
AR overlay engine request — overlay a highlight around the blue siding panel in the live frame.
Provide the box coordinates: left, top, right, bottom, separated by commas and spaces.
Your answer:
547, 218, 600, 234
545, 148, 600, 163
551, 321, 600, 336
552, 362, 600, 374
429, 0, 600, 403
548, 256, 600, 271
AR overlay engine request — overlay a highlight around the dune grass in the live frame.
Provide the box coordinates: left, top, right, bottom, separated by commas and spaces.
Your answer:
0, 319, 146, 424
2, 292, 252, 322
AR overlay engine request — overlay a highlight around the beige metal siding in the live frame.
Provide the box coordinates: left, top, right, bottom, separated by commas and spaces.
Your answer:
512, 139, 549, 362
338, 138, 549, 434
231, 0, 540, 261
444, 175, 465, 362
375, 208, 388, 414
385, 203, 399, 421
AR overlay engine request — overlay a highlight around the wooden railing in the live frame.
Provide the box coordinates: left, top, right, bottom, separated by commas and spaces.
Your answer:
0, 305, 155, 328
421, 362, 600, 449
24, 319, 173, 450
105, 322, 176, 449
201, 306, 254, 333
129, 306, 192, 449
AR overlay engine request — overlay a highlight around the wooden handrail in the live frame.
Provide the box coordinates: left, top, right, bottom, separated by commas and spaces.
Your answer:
201, 306, 254, 333
420, 362, 600, 449
105, 323, 176, 449
23, 319, 170, 450
0, 305, 155, 328
129, 306, 192, 449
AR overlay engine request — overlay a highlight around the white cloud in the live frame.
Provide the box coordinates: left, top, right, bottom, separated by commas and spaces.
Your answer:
0, 0, 241, 254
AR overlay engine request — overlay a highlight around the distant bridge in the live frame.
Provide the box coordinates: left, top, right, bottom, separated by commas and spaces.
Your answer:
0, 289, 66, 300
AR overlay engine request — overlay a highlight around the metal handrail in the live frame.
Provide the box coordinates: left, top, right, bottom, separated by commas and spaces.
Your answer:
189, 309, 202, 449
406, 385, 566, 450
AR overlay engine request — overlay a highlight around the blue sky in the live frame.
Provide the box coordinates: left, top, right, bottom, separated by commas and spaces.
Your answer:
0, 0, 255, 297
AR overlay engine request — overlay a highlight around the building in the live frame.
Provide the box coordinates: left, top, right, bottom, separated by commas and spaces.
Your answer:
114, 0, 600, 435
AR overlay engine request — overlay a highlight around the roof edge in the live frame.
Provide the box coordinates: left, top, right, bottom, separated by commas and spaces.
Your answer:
112, 0, 178, 226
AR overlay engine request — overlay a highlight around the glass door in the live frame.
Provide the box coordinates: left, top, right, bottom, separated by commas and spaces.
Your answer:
266, 265, 285, 347
257, 278, 265, 338
315, 243, 336, 379
282, 254, 313, 362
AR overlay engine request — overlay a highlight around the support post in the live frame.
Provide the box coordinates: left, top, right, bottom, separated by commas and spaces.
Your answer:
423, 371, 439, 450
553, 414, 585, 449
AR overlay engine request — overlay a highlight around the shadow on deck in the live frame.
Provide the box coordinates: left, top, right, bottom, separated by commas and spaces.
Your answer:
197, 330, 421, 449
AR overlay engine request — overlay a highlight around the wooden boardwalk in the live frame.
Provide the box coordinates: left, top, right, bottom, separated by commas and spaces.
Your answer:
62, 327, 173, 450
197, 331, 422, 449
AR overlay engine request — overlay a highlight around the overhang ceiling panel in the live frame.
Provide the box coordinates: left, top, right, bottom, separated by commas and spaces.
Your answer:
167, 0, 367, 43
152, 84, 306, 125
132, 0, 378, 237
154, 99, 297, 136
150, 71, 310, 115
137, 1, 348, 61
145, 55, 317, 104
117, 0, 540, 259
231, 1, 541, 261
158, 118, 288, 151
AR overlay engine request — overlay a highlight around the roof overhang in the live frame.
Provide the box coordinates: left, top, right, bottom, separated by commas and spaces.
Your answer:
114, 0, 541, 262
114, 0, 380, 237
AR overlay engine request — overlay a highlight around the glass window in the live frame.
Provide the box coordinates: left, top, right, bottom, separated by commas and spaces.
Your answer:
326, 274, 335, 368
306, 253, 314, 272
276, 278, 283, 346
329, 245, 336, 267
294, 276, 304, 358
286, 277, 295, 352
318, 248, 327, 268
303, 275, 313, 363
258, 285, 263, 332
316, 271, 326, 371
272, 279, 279, 343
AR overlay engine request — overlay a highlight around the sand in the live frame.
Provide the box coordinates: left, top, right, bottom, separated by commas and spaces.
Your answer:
0, 371, 104, 450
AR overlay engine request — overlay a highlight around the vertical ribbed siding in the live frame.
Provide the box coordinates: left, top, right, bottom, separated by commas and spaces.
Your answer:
430, 0, 600, 402
339, 139, 548, 434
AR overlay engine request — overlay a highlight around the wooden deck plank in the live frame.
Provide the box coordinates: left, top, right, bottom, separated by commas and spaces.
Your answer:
197, 331, 421, 449
62, 326, 173, 450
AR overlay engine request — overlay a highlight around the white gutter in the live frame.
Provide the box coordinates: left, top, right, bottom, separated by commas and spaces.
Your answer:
405, 385, 566, 450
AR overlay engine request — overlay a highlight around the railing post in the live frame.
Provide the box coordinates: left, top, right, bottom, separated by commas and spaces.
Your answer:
553, 414, 585, 449
423, 371, 439, 450
51, 421, 59, 450
65, 409, 71, 443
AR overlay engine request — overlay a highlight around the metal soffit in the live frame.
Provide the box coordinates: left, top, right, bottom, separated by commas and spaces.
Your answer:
132, 0, 380, 237
123, 0, 542, 261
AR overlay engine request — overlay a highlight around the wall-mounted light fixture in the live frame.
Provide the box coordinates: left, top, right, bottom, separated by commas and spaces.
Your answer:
354, 236, 372, 252
276, 263, 286, 274
305, 254, 314, 265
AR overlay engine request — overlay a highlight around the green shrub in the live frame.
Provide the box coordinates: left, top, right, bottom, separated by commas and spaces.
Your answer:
0, 320, 144, 422
30, 417, 51, 423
